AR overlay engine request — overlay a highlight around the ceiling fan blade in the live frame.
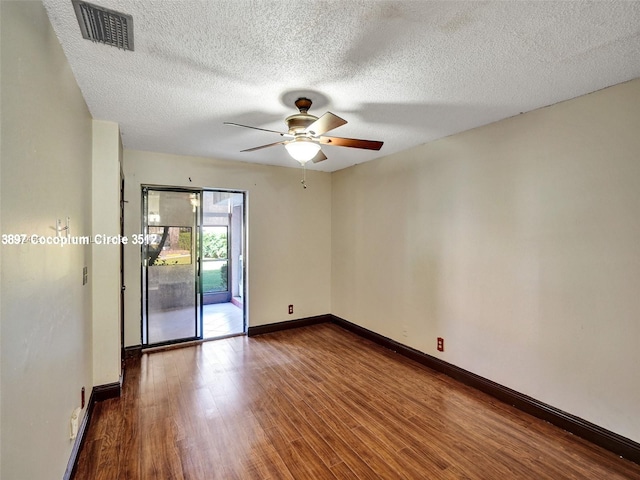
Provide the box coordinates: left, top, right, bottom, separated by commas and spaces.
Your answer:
311, 149, 328, 163
224, 122, 293, 138
305, 112, 347, 136
241, 141, 286, 152
319, 136, 383, 150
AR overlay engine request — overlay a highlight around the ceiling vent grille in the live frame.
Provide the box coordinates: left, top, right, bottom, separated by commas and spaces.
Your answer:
71, 0, 134, 51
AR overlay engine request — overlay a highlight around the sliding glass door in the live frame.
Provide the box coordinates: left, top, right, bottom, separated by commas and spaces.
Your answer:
142, 188, 201, 346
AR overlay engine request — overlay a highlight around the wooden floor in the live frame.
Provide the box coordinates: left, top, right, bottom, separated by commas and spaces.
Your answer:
74, 324, 640, 479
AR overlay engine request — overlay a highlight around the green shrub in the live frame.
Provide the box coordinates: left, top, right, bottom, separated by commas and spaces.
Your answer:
202, 264, 228, 292
203, 232, 227, 259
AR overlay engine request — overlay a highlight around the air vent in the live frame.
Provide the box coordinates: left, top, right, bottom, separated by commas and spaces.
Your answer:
71, 0, 134, 51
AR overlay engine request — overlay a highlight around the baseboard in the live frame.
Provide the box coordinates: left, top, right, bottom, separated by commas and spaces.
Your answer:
92, 381, 121, 402
124, 345, 143, 359
330, 315, 640, 465
247, 314, 332, 337
63, 381, 122, 479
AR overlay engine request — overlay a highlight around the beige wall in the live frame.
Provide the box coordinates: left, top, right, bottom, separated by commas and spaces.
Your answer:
332, 79, 640, 443
123, 150, 332, 346
92, 120, 122, 385
0, 2, 93, 478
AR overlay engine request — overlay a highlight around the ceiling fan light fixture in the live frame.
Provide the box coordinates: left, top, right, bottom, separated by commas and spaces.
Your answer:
284, 138, 321, 165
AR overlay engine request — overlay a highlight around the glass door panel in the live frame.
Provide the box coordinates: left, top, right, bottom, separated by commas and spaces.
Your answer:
143, 188, 200, 346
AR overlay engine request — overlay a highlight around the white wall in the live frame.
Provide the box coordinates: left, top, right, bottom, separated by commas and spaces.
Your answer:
92, 120, 122, 385
0, 2, 93, 478
123, 150, 332, 347
332, 79, 640, 443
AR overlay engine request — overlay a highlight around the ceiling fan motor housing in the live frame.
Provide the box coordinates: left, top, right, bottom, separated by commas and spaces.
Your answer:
285, 113, 318, 135
286, 97, 318, 135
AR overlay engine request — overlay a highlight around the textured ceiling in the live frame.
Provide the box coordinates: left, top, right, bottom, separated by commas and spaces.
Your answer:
42, 0, 640, 172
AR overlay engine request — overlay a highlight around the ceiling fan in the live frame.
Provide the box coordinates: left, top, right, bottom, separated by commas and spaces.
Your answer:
224, 98, 384, 165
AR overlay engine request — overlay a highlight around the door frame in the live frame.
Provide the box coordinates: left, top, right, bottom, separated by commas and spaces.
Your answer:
120, 169, 126, 363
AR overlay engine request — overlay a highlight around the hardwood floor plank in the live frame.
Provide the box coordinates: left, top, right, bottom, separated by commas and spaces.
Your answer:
266, 371, 343, 468
93, 400, 124, 480
73, 324, 640, 479
329, 461, 359, 479
313, 402, 411, 478
285, 437, 339, 480
246, 443, 295, 480
74, 438, 102, 479
294, 407, 381, 480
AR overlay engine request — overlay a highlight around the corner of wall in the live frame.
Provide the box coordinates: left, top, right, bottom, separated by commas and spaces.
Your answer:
91, 120, 122, 386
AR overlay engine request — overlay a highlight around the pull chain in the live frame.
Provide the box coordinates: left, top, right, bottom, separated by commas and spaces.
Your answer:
301, 162, 308, 189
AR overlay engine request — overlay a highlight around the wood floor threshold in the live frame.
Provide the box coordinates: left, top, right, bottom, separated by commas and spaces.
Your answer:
126, 333, 247, 357
248, 313, 640, 465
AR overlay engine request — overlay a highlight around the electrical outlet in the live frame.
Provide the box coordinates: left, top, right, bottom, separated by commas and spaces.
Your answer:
288, 304, 293, 315
402, 325, 408, 338
437, 337, 444, 352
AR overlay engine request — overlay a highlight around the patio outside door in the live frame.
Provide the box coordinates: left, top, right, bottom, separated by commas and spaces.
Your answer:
142, 188, 201, 346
